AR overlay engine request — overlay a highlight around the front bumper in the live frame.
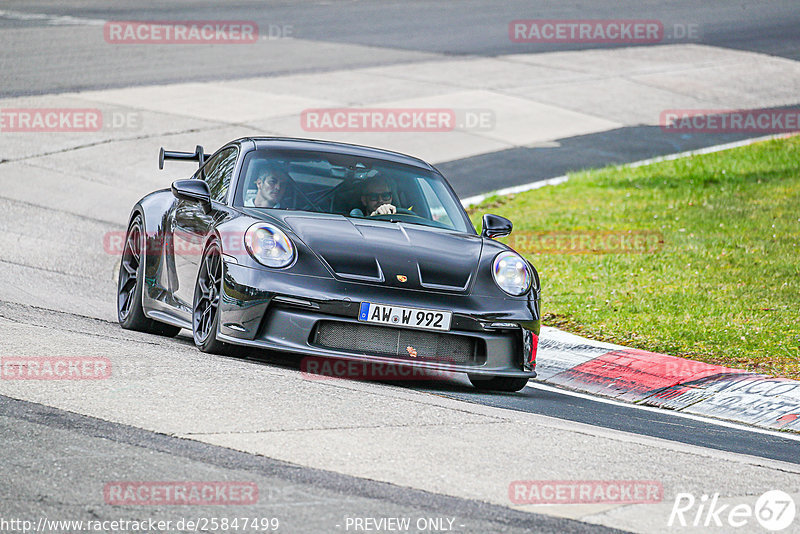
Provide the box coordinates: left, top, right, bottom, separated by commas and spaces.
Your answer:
218, 262, 539, 378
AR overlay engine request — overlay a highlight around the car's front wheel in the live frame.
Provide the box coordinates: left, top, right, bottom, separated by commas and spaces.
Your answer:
117, 214, 181, 337
193, 240, 230, 354
468, 375, 530, 392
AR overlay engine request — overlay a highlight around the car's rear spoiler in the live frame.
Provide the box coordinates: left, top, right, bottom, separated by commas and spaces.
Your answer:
159, 145, 205, 169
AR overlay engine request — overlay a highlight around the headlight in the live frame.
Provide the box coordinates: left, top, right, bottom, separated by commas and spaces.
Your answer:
244, 223, 295, 268
492, 251, 531, 296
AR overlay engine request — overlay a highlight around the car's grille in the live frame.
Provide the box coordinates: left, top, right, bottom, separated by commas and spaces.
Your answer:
312, 321, 481, 364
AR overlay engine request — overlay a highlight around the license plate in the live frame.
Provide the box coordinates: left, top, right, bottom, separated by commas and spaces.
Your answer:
358, 302, 452, 331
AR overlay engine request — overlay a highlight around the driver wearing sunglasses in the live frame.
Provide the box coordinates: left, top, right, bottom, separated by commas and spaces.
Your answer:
350, 176, 397, 217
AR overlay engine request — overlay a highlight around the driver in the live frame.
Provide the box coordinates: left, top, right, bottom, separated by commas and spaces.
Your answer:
246, 165, 290, 208
350, 176, 397, 217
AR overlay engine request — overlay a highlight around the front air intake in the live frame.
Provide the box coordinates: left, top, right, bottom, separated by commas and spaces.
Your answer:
312, 321, 484, 364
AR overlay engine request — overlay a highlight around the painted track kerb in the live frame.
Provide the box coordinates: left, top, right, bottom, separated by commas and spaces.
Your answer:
468, 134, 800, 433
527, 382, 800, 444
534, 327, 800, 433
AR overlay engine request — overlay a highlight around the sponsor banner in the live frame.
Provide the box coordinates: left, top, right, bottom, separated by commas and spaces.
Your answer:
679, 375, 800, 431
104, 21, 259, 44
661, 109, 800, 134
1, 357, 111, 380
509, 480, 662, 505
640, 372, 756, 411
639, 381, 718, 411
104, 482, 258, 505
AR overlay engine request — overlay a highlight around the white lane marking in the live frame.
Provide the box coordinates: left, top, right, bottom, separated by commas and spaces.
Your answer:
0, 9, 106, 26
460, 132, 795, 207
625, 132, 797, 168
527, 381, 800, 442
460, 175, 568, 207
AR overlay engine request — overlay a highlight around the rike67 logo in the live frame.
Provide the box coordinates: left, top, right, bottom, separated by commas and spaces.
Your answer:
669, 490, 796, 531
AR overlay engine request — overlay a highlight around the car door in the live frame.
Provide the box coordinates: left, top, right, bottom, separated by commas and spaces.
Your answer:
171, 147, 238, 311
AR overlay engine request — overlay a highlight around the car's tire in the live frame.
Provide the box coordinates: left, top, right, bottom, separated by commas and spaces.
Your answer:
468, 375, 530, 392
117, 214, 181, 337
193, 240, 230, 354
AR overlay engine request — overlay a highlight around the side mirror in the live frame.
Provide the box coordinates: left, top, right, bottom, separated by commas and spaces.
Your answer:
481, 214, 512, 239
172, 179, 211, 209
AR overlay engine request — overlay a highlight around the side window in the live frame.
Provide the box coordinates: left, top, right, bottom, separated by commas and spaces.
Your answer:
418, 178, 454, 227
200, 147, 238, 203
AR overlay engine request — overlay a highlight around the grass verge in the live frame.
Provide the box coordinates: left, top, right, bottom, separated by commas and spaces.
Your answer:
468, 135, 800, 379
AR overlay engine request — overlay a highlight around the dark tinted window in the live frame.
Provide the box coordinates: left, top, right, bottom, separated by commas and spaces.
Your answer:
200, 147, 238, 203
233, 148, 473, 233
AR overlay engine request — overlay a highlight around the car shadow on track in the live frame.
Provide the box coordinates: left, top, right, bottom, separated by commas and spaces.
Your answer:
197, 341, 536, 397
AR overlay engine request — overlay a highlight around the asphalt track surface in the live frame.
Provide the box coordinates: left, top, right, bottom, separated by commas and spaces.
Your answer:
2, 394, 607, 534
3, 2, 800, 533
2, 0, 800, 96
418, 381, 800, 466
3, 1, 800, 196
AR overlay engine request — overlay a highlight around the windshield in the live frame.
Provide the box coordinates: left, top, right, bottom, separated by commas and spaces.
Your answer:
233, 148, 474, 233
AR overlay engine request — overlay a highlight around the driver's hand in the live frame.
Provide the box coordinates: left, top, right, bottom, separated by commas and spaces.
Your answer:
370, 204, 396, 216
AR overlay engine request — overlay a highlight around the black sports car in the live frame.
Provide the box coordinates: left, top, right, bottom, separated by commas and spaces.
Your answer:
117, 137, 540, 391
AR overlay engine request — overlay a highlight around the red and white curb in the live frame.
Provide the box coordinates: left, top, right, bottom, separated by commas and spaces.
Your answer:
536, 327, 800, 433
460, 134, 800, 433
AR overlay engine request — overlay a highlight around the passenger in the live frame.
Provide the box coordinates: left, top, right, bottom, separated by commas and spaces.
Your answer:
246, 165, 290, 208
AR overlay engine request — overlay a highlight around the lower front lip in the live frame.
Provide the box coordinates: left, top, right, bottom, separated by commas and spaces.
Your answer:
218, 262, 538, 378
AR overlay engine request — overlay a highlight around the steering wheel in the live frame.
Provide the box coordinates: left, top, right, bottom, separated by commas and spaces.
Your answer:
370, 208, 426, 221
394, 208, 421, 217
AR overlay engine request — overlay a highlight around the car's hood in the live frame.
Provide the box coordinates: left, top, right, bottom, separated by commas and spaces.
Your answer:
282, 214, 483, 293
